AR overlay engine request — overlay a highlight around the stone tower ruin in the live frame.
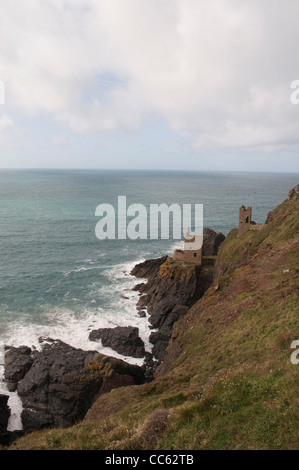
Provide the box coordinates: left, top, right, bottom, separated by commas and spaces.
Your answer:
238, 205, 265, 237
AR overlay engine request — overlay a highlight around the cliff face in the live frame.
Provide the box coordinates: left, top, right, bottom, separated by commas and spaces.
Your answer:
131, 252, 214, 362
10, 188, 299, 451
130, 228, 224, 363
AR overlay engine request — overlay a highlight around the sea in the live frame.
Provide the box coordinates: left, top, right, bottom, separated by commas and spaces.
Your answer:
0, 169, 298, 430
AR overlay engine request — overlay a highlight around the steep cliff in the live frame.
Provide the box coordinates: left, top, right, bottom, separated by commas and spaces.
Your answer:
130, 228, 224, 363
10, 187, 299, 450
131, 256, 214, 362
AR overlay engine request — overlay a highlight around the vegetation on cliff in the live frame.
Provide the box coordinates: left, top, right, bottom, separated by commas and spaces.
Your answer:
9, 191, 299, 450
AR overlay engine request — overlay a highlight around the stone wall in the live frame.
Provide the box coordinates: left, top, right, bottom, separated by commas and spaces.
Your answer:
173, 248, 202, 264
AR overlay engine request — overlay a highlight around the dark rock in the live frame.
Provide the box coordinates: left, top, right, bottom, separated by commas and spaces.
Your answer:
131, 257, 202, 361
137, 311, 147, 318
163, 305, 189, 327
16, 339, 144, 433
148, 306, 189, 360
0, 394, 10, 433
148, 303, 175, 329
149, 329, 171, 345
131, 249, 214, 364
4, 346, 34, 392
142, 353, 159, 383
131, 256, 168, 279
89, 326, 145, 358
0, 430, 24, 447
22, 409, 54, 434
152, 340, 169, 362
203, 228, 225, 256
0, 394, 23, 446
132, 282, 147, 293
137, 294, 151, 309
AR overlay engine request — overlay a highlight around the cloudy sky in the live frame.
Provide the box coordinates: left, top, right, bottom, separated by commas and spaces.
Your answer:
0, 0, 299, 172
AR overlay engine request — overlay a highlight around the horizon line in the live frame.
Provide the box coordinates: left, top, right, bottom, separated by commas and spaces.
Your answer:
0, 168, 298, 175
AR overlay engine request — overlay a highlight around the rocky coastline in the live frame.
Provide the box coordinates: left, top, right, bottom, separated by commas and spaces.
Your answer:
0, 228, 225, 443
2, 338, 145, 439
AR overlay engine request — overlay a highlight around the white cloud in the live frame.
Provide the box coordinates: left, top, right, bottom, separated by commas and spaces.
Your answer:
0, 114, 15, 141
1, 0, 299, 154
52, 135, 67, 146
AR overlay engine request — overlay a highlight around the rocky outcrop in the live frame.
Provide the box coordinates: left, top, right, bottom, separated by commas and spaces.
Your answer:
4, 346, 34, 392
0, 394, 23, 446
142, 352, 158, 383
131, 255, 214, 362
0, 395, 10, 433
89, 326, 145, 358
149, 305, 189, 361
130, 229, 225, 363
131, 256, 168, 280
5, 339, 144, 433
203, 228, 226, 256
132, 258, 201, 325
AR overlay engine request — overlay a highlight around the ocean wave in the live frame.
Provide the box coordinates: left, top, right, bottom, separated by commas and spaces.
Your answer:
0, 369, 23, 432
63, 265, 102, 277
169, 240, 184, 253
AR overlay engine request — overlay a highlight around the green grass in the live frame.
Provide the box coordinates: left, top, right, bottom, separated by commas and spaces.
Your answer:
157, 364, 298, 450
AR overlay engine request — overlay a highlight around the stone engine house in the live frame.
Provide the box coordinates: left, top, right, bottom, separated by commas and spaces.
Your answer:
173, 227, 203, 265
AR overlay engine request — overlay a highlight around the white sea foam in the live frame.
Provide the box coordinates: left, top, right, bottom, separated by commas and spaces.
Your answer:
0, 257, 153, 431
169, 240, 184, 253
0, 365, 23, 431
63, 265, 101, 276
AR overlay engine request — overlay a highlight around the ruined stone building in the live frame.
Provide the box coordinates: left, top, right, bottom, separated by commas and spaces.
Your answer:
173, 227, 203, 264
238, 206, 265, 237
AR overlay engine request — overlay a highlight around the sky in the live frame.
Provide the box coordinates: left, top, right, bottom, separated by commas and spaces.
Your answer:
0, 0, 299, 172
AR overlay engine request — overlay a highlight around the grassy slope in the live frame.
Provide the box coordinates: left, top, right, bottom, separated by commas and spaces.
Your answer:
11, 198, 299, 450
